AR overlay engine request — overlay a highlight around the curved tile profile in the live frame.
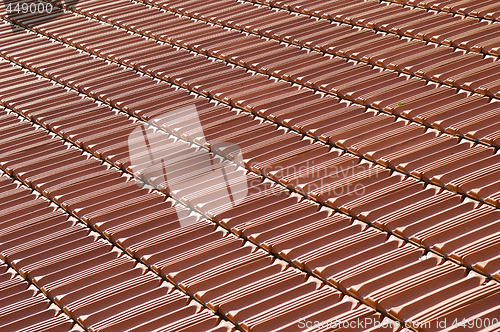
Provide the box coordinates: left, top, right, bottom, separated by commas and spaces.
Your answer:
1, 1, 499, 331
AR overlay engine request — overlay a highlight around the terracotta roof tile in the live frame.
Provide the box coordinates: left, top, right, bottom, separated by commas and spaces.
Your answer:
1, 0, 499, 330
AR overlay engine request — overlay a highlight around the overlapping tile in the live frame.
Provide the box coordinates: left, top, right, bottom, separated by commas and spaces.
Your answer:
1, 19, 499, 284
1, 7, 498, 211
1, 51, 499, 331
0, 104, 392, 330
0, 260, 77, 331
125, 0, 500, 104
0, 172, 229, 331
1, 0, 500, 330
41, 0, 500, 149
0, 0, 500, 266
385, 0, 500, 22
245, 0, 500, 55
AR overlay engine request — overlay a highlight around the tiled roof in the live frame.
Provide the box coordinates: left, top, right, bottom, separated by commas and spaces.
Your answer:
0, 0, 499, 331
